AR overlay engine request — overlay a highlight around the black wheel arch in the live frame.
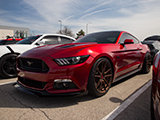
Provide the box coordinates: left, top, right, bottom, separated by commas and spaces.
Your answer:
0, 52, 20, 60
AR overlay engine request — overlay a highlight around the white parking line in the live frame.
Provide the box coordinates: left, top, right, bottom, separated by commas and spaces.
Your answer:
0, 81, 16, 86
101, 80, 152, 120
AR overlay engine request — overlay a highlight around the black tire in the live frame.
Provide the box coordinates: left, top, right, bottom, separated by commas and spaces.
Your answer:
0, 54, 18, 78
87, 58, 113, 97
141, 53, 151, 73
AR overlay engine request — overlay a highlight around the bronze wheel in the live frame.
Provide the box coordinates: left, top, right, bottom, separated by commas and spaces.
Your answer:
88, 58, 113, 97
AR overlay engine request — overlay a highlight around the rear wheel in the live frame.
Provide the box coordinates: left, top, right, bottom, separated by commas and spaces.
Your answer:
141, 53, 151, 73
87, 58, 113, 97
0, 54, 17, 78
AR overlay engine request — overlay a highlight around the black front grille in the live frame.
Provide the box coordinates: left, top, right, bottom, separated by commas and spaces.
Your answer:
18, 58, 49, 73
18, 77, 47, 89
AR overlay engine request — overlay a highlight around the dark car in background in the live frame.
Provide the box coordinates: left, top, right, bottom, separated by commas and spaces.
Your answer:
0, 38, 23, 45
144, 35, 160, 42
142, 41, 160, 63
151, 51, 160, 120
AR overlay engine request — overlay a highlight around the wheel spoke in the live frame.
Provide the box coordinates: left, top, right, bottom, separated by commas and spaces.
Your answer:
96, 67, 101, 75
101, 62, 107, 73
95, 75, 101, 78
95, 80, 101, 88
104, 74, 112, 78
104, 68, 111, 75
103, 78, 109, 86
98, 82, 103, 91
102, 80, 107, 90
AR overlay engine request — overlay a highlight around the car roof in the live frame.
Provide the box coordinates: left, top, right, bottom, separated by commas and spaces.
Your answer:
144, 35, 160, 41
40, 34, 76, 40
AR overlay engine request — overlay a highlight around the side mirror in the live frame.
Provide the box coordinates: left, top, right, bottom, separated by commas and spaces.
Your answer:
37, 40, 45, 46
124, 39, 134, 44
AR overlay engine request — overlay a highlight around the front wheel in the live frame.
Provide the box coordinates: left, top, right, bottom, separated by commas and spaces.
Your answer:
87, 58, 113, 97
141, 53, 151, 74
0, 54, 18, 78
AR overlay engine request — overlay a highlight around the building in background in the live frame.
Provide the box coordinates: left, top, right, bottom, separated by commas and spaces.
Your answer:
0, 25, 29, 39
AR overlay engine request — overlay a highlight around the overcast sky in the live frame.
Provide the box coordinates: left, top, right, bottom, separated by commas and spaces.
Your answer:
0, 0, 160, 40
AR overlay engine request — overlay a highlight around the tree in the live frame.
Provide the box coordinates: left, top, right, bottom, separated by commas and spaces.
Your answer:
76, 29, 85, 39
57, 26, 75, 38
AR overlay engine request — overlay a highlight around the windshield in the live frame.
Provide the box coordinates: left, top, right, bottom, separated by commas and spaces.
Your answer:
74, 31, 120, 44
17, 35, 41, 44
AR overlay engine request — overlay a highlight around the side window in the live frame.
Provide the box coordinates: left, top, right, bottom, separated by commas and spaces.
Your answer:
119, 33, 128, 44
6, 40, 17, 45
41, 36, 58, 45
119, 33, 139, 44
60, 37, 74, 44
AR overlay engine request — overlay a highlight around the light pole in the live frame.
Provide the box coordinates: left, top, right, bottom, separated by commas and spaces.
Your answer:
86, 22, 92, 35
58, 20, 62, 34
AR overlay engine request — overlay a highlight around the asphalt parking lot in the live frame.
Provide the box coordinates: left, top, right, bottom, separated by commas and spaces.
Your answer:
0, 70, 152, 120
105, 80, 151, 120
115, 86, 151, 120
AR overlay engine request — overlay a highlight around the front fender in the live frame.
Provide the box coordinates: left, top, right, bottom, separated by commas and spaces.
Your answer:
0, 46, 12, 59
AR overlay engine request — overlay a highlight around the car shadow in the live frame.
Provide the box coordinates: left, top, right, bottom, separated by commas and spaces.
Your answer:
0, 82, 96, 108
109, 71, 149, 104
0, 71, 148, 109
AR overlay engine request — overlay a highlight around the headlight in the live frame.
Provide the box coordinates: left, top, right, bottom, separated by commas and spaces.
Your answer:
54, 55, 89, 66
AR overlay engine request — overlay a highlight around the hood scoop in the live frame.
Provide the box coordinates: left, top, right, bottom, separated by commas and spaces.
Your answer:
60, 42, 97, 48
61, 45, 75, 48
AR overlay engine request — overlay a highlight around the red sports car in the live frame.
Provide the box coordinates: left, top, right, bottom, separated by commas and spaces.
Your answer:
16, 31, 151, 97
151, 51, 160, 120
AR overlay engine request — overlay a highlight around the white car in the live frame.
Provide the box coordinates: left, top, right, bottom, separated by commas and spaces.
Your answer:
0, 34, 75, 78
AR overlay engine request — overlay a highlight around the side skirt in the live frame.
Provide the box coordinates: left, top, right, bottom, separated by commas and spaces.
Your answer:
114, 68, 141, 83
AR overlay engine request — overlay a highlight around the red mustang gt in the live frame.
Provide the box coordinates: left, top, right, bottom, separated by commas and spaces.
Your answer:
16, 31, 151, 97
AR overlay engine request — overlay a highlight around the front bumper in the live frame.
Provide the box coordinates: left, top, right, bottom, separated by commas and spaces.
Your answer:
15, 82, 85, 97
17, 54, 94, 95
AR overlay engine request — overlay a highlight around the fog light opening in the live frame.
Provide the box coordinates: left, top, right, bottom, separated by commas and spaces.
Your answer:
54, 79, 72, 83
53, 79, 78, 89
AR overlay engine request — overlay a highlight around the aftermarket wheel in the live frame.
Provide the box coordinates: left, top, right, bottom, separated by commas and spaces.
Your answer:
0, 54, 17, 78
141, 53, 151, 74
87, 58, 113, 97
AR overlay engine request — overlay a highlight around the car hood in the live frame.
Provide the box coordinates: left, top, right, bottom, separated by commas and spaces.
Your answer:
1, 44, 36, 53
21, 42, 98, 58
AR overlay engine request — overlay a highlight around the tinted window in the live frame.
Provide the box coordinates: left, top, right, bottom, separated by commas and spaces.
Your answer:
152, 42, 160, 50
144, 36, 160, 41
119, 33, 139, 44
0, 40, 18, 45
0, 40, 7, 45
60, 37, 74, 44
17, 36, 41, 44
74, 31, 120, 44
41, 36, 58, 44
5, 40, 17, 45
